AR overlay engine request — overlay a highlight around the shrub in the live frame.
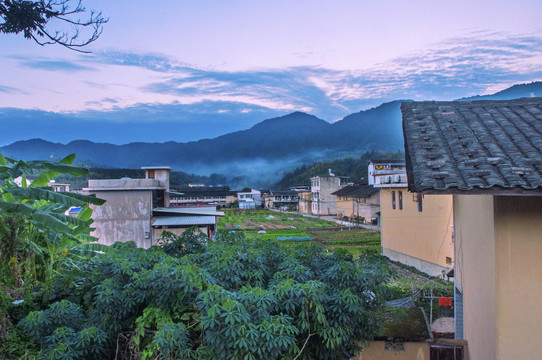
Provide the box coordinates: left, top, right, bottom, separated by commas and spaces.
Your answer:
19, 230, 391, 359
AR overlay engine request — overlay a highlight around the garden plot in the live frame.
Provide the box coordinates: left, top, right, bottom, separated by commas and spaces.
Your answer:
218, 209, 331, 231
219, 209, 381, 256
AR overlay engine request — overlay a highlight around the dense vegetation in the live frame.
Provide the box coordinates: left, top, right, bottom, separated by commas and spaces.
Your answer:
3, 229, 392, 359
1, 155, 453, 359
274, 150, 404, 189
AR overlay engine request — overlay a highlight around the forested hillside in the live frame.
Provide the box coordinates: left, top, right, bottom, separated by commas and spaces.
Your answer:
273, 150, 405, 189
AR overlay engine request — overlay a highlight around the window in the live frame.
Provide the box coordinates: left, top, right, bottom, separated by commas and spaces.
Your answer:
446, 257, 452, 266
391, 191, 396, 209
147, 169, 155, 179
398, 191, 403, 210
417, 193, 423, 212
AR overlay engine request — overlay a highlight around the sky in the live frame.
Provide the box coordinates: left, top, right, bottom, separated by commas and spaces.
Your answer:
1, 0, 542, 145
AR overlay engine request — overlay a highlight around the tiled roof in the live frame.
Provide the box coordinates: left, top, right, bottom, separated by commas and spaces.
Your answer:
401, 98, 542, 194
331, 184, 379, 197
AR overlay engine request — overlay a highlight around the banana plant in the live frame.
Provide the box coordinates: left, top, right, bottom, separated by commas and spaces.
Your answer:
0, 153, 105, 287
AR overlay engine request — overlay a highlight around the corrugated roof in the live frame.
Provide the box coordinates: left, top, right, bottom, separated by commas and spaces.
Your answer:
152, 216, 216, 226
402, 98, 542, 194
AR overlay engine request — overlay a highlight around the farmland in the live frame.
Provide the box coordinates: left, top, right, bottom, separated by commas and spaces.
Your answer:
218, 209, 380, 256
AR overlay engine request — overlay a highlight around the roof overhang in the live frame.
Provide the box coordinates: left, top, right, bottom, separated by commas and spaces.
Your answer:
153, 207, 225, 216
152, 216, 216, 226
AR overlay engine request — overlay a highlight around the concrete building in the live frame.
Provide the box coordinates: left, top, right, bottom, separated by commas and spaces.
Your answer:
169, 186, 237, 208
85, 166, 223, 248
368, 160, 407, 187
263, 190, 298, 210
402, 98, 542, 360
372, 160, 454, 277
297, 189, 312, 214
332, 184, 379, 223
310, 173, 348, 216
237, 189, 262, 209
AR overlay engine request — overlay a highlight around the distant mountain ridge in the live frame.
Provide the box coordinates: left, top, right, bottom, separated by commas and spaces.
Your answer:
2, 81, 541, 186
1, 102, 405, 186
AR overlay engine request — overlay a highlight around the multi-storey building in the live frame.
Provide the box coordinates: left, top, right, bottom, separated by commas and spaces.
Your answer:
85, 166, 223, 248
371, 159, 454, 277
310, 173, 348, 216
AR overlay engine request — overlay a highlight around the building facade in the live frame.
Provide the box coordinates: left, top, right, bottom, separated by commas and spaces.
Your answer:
310, 175, 348, 216
373, 160, 454, 277
169, 186, 237, 208
237, 189, 262, 209
263, 190, 298, 210
332, 184, 380, 223
85, 167, 222, 248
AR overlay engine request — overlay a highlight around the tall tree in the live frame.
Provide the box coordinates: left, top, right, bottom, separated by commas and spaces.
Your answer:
0, 0, 107, 52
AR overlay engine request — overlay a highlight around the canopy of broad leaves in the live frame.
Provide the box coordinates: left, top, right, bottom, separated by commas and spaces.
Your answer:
20, 229, 392, 360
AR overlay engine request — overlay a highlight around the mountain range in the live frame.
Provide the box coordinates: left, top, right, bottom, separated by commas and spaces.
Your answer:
2, 81, 542, 187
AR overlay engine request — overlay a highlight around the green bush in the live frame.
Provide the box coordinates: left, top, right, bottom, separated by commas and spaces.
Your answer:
18, 229, 391, 359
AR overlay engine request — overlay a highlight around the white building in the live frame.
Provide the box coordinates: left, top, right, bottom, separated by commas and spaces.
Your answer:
368, 160, 407, 187
310, 172, 348, 216
237, 189, 262, 209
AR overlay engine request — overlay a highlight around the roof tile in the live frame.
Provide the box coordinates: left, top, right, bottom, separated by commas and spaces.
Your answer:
402, 98, 542, 194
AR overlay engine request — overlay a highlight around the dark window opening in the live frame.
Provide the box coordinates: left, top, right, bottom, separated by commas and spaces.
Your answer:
430, 345, 463, 360
391, 191, 396, 209
398, 191, 403, 210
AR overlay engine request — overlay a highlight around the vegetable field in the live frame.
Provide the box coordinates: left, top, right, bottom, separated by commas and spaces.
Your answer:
219, 209, 381, 256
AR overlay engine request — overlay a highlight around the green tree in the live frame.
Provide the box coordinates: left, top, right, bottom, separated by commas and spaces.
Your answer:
0, 153, 105, 287
0, 0, 107, 52
20, 230, 391, 359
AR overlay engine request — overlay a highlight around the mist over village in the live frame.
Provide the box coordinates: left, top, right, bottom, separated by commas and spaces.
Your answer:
1, 1, 542, 360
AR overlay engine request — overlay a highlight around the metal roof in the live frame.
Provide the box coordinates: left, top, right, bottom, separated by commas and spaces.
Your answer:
402, 98, 542, 194
152, 216, 216, 227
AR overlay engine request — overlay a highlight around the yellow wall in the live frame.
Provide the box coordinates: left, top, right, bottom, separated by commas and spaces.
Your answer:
453, 195, 495, 360
494, 196, 542, 360
454, 195, 542, 360
336, 192, 380, 221
357, 341, 429, 360
381, 187, 454, 276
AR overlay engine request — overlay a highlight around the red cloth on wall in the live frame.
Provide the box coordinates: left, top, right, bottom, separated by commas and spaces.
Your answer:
438, 297, 452, 306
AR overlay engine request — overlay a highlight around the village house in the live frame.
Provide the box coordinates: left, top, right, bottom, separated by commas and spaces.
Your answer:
402, 97, 542, 360
237, 188, 262, 209
310, 171, 348, 216
169, 186, 237, 208
263, 190, 298, 210
331, 183, 379, 223
297, 187, 312, 214
371, 160, 454, 277
84, 166, 223, 248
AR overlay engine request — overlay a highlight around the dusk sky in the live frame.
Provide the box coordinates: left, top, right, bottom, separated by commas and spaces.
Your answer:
1, 0, 542, 145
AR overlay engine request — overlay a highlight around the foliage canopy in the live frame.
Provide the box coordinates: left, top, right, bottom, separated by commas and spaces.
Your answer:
20, 229, 391, 359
